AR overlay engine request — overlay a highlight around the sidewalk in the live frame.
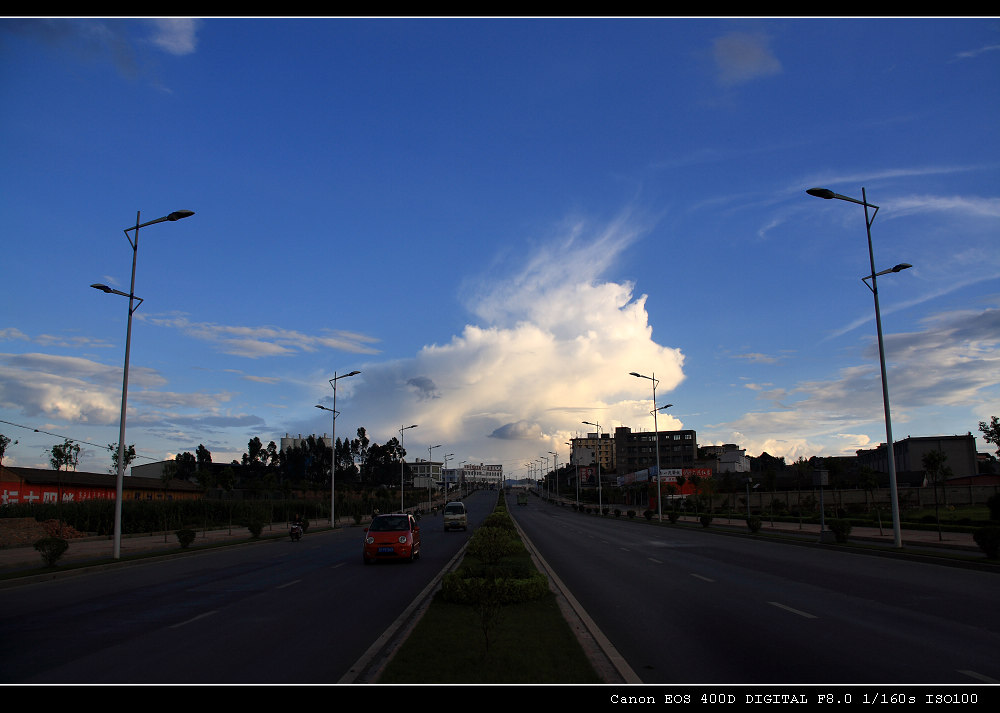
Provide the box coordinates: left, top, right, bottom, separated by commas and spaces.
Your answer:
679, 513, 983, 553
0, 518, 345, 577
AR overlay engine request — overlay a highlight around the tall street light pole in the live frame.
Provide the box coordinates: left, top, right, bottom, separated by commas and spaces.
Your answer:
549, 451, 559, 501
807, 187, 911, 548
566, 441, 579, 509
443, 452, 454, 495
631, 371, 673, 522
582, 421, 602, 513
399, 424, 417, 511
428, 444, 442, 511
316, 370, 359, 531
92, 209, 194, 560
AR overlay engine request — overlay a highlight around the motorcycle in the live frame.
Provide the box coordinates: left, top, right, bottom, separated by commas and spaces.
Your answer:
289, 522, 303, 541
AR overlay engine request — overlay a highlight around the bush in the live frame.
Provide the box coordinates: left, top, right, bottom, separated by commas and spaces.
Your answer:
987, 494, 1000, 522
613, 509, 622, 518
34, 537, 68, 567
828, 519, 852, 543
667, 511, 679, 524
746, 516, 762, 533
440, 571, 549, 605
973, 526, 1000, 559
246, 520, 263, 539
175, 528, 196, 549
627, 510, 636, 519
643, 510, 653, 521
466, 526, 523, 567
700, 514, 712, 528
482, 512, 516, 531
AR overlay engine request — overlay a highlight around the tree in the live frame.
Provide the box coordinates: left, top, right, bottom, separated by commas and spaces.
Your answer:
195, 444, 213, 471
980, 416, 1000, 458
173, 451, 197, 480
107, 442, 137, 475
49, 440, 80, 471
0, 433, 17, 467
923, 449, 953, 541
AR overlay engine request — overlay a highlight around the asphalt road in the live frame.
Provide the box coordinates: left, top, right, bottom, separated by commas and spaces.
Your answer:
509, 498, 1000, 685
0, 490, 496, 684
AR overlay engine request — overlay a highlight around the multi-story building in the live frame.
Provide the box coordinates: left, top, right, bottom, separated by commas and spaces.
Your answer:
701, 443, 751, 473
570, 431, 615, 472
409, 458, 442, 489
614, 426, 698, 473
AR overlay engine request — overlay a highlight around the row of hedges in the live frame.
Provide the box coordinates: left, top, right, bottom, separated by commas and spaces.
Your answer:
440, 492, 548, 605
0, 498, 327, 537
552, 490, 1000, 559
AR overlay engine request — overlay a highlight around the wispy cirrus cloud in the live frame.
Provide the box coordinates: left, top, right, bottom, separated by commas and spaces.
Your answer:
711, 31, 782, 87
143, 314, 381, 358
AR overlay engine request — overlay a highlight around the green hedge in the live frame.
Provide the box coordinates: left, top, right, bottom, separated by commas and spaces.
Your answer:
440, 570, 549, 605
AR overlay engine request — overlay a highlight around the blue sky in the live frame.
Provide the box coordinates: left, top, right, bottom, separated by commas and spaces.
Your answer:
1, 17, 998, 478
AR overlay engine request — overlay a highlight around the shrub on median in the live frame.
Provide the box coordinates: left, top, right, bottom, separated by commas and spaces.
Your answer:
34, 537, 68, 567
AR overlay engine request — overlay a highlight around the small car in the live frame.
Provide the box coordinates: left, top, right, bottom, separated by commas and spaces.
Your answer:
363, 513, 421, 564
442, 501, 468, 531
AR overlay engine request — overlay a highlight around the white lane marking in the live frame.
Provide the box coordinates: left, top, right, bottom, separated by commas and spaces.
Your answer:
648, 557, 663, 564
170, 610, 218, 629
691, 573, 715, 582
768, 601, 817, 619
958, 670, 999, 683
277, 579, 301, 589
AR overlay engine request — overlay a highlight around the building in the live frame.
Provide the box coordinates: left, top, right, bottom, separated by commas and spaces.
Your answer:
614, 426, 698, 472
856, 433, 979, 485
280, 433, 332, 451
409, 459, 442, 490
701, 444, 751, 473
570, 431, 616, 472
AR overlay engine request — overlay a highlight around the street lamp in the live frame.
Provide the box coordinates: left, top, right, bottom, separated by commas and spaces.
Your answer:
807, 186, 910, 548
428, 444, 442, 511
399, 424, 418, 511
631, 371, 673, 522
582, 421, 602, 512
549, 450, 559, 501
566, 441, 580, 508
442, 453, 454, 495
92, 209, 194, 560
316, 369, 359, 531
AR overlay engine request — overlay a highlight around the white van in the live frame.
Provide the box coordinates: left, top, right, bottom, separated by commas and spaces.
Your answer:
443, 501, 468, 531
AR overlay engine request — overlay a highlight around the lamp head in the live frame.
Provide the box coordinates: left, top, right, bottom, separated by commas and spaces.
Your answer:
806, 188, 835, 199
91, 283, 113, 293
167, 210, 195, 221
891, 263, 912, 272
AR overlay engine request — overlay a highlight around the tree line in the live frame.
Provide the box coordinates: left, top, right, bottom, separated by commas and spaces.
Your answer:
164, 427, 414, 492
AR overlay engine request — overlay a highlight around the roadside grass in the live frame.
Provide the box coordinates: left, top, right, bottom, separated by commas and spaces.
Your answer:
377, 589, 602, 684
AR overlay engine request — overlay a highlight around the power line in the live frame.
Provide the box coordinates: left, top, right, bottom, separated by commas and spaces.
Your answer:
0, 418, 158, 462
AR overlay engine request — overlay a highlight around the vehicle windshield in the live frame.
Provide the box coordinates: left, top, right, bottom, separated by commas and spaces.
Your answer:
445, 505, 463, 514
369, 516, 409, 532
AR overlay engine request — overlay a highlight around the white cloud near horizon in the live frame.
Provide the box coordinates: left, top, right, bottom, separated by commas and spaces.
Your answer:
715, 303, 1000, 461
343, 215, 688, 465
